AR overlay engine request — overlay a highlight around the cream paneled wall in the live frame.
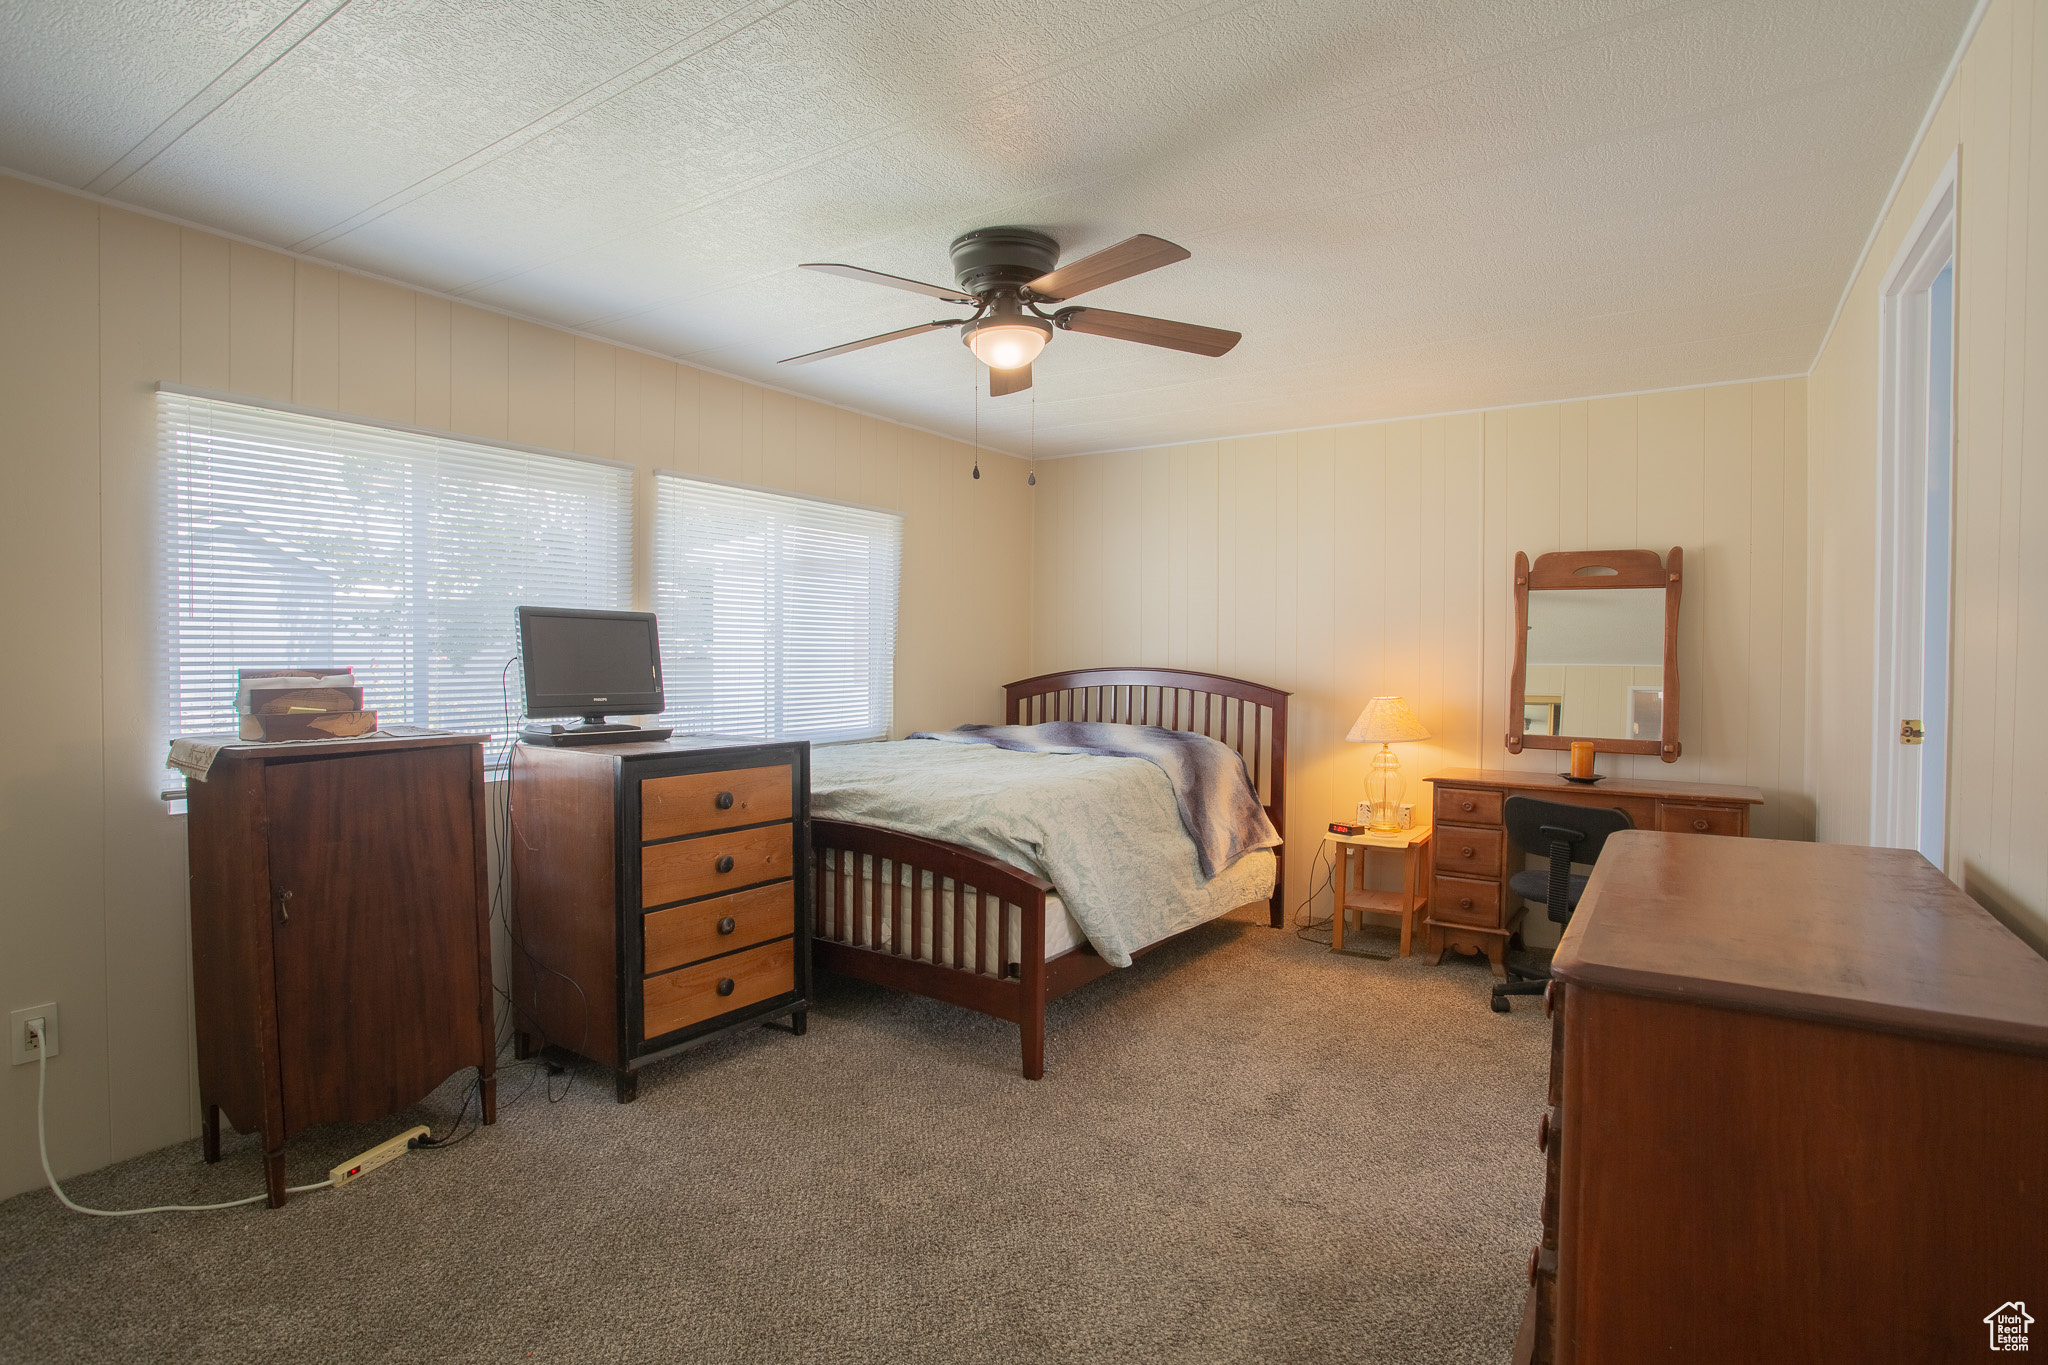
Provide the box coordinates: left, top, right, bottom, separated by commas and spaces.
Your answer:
1031, 378, 1810, 929
1807, 0, 2048, 951
0, 174, 1031, 1200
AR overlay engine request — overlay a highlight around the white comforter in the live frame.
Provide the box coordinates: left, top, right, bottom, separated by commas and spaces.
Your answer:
809, 739, 1276, 967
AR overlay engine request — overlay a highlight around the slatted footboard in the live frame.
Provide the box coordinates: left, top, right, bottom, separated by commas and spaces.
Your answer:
810, 818, 1059, 1079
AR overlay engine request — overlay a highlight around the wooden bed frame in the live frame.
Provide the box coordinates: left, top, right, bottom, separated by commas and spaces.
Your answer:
810, 667, 1289, 1079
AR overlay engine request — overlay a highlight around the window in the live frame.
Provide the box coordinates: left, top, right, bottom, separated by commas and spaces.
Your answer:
161, 387, 632, 763
654, 473, 901, 743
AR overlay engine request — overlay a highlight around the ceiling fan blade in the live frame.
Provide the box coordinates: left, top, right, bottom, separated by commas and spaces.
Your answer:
1054, 307, 1240, 357
1024, 234, 1190, 302
800, 262, 977, 305
989, 362, 1032, 397
779, 320, 959, 365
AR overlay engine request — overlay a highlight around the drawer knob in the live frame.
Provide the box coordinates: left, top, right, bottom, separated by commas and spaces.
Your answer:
1544, 981, 1557, 1017
1459, 897, 1474, 911
716, 791, 735, 810
716, 978, 735, 996
1461, 800, 1474, 812
716, 855, 735, 874
717, 916, 736, 935
1693, 817, 1709, 831
1461, 845, 1475, 858
1528, 1246, 1541, 1285
1538, 1109, 1554, 1152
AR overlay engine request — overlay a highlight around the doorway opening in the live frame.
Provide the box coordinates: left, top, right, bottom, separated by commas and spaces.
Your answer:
1871, 154, 1956, 869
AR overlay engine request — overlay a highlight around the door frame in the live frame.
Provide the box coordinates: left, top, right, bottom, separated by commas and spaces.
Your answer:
1869, 151, 1958, 865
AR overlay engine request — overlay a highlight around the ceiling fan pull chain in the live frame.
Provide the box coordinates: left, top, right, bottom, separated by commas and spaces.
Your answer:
1028, 388, 1037, 486
971, 352, 981, 480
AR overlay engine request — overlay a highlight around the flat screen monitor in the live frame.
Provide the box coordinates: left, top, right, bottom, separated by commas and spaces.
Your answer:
516, 606, 665, 723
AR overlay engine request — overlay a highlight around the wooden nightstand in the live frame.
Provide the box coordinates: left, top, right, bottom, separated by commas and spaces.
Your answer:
1327, 825, 1433, 957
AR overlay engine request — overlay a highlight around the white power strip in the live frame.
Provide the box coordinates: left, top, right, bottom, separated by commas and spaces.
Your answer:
330, 1127, 429, 1187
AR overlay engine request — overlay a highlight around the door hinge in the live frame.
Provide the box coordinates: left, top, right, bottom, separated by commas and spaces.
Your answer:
1900, 719, 1925, 745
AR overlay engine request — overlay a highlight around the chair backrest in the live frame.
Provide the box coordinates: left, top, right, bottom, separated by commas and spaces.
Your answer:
1503, 795, 1633, 923
1503, 796, 1633, 861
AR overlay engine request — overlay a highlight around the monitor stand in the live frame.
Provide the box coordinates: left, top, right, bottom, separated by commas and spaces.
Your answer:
520, 715, 674, 748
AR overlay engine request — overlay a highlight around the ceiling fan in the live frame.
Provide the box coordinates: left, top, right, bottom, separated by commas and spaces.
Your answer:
779, 226, 1241, 396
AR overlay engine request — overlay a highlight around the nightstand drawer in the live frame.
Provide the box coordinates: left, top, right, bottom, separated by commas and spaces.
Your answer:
1432, 873, 1501, 926
642, 823, 791, 908
642, 764, 792, 840
642, 937, 796, 1040
1436, 787, 1504, 826
644, 882, 795, 974
1435, 827, 1505, 877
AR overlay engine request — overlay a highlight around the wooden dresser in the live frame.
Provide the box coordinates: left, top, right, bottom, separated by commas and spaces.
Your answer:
184, 732, 495, 1207
1424, 768, 1762, 975
1520, 834, 2048, 1364
509, 736, 810, 1101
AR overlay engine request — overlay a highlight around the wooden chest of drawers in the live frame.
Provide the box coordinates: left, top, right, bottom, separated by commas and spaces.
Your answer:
1519, 835, 2048, 1364
1425, 768, 1761, 976
509, 737, 810, 1101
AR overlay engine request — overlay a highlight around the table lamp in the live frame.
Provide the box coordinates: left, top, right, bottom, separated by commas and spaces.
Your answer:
1347, 696, 1432, 832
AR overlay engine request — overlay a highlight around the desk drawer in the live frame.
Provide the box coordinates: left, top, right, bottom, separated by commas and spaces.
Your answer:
642, 823, 791, 908
643, 882, 794, 975
642, 764, 792, 841
1436, 787, 1503, 826
1432, 873, 1501, 927
642, 937, 796, 1039
1435, 827, 1505, 877
1659, 803, 1745, 837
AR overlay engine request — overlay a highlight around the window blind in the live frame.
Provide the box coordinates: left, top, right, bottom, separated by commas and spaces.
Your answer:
160, 388, 632, 764
654, 473, 901, 743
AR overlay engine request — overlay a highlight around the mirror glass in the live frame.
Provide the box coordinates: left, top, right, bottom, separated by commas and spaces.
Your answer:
1524, 587, 1664, 742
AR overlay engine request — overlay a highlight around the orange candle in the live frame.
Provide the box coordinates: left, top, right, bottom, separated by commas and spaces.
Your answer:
1569, 741, 1596, 779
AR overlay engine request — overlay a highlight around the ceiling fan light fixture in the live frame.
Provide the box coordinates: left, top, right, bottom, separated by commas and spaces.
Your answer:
963, 315, 1052, 371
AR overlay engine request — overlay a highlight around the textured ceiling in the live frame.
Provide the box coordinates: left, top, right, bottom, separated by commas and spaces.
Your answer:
0, 0, 1972, 456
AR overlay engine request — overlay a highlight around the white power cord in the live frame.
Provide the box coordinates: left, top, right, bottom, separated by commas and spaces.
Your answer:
34, 1026, 331, 1216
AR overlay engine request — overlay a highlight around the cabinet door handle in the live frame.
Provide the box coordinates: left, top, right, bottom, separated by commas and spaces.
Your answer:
276, 889, 293, 922
716, 855, 735, 874
716, 978, 736, 997
717, 916, 737, 935
1459, 897, 1474, 911
1693, 817, 1709, 832
716, 791, 735, 810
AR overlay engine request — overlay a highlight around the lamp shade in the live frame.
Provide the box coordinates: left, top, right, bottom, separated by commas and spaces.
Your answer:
1347, 696, 1431, 745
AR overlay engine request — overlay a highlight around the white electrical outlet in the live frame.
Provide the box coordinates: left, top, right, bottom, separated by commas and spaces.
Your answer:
11, 1003, 60, 1065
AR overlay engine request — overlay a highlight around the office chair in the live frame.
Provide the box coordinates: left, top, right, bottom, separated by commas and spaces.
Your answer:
1490, 795, 1632, 1013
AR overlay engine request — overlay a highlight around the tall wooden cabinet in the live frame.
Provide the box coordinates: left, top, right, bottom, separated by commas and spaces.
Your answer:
508, 736, 810, 1102
184, 733, 496, 1207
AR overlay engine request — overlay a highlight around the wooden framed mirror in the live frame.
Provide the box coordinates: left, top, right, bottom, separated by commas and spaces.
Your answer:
1507, 547, 1682, 762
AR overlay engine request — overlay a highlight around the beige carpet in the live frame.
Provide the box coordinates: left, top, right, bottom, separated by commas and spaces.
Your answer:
0, 915, 1549, 1364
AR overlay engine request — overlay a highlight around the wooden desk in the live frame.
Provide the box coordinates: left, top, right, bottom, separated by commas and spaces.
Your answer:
1519, 834, 2048, 1364
1424, 767, 1762, 976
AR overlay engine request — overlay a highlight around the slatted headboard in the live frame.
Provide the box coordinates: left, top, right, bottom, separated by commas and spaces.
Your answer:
1002, 667, 1290, 929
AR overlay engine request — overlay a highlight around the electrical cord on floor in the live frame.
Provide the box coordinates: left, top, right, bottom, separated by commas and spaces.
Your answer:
34, 1039, 331, 1217
1291, 840, 1399, 961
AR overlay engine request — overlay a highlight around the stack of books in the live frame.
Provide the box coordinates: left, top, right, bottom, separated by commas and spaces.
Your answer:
237, 667, 377, 741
